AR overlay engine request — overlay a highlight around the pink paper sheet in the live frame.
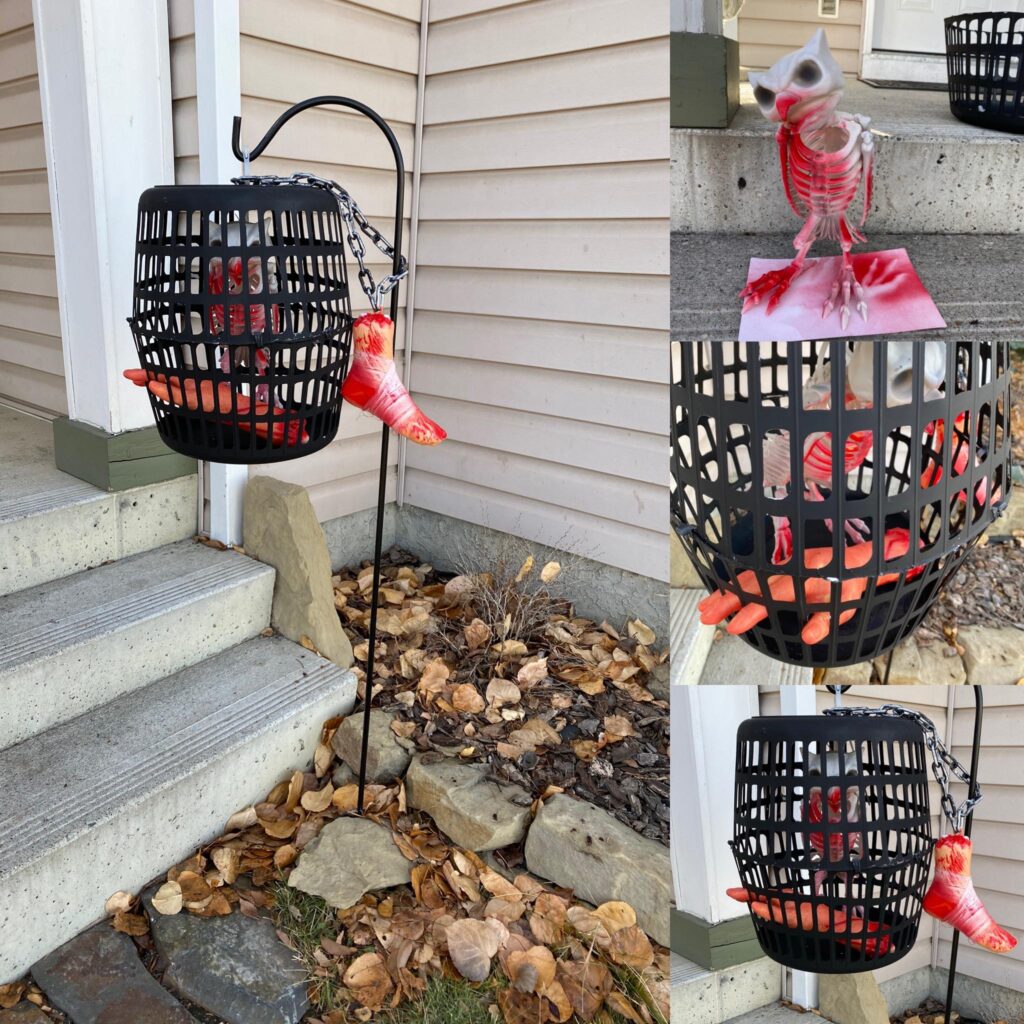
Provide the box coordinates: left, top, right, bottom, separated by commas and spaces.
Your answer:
738, 248, 945, 342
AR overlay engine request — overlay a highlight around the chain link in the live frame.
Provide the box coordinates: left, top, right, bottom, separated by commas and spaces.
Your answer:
823, 704, 981, 833
233, 171, 408, 312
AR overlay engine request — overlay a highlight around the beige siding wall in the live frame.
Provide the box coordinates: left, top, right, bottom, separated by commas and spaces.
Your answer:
0, 0, 65, 416
759, 688, 1024, 991
410, 0, 670, 581
738, 0, 864, 75
168, 0, 421, 522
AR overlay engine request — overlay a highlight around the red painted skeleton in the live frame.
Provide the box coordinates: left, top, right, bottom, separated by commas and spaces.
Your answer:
739, 30, 875, 330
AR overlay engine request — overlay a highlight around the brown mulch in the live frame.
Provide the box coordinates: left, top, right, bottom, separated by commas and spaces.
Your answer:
1011, 348, 1024, 468
921, 536, 1024, 638
890, 995, 993, 1024
331, 548, 670, 846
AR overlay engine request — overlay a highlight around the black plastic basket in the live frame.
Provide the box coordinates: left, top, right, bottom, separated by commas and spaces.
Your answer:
731, 715, 932, 974
129, 183, 353, 463
946, 12, 1024, 133
671, 342, 1012, 668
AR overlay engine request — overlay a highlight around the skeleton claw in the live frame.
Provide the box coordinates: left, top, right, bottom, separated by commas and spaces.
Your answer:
740, 262, 803, 314
822, 263, 868, 330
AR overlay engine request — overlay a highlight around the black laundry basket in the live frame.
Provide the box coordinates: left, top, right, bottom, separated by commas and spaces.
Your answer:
946, 11, 1024, 133
670, 341, 1012, 668
731, 715, 933, 973
129, 182, 353, 463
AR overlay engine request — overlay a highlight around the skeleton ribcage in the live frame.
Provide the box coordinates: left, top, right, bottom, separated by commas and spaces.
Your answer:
789, 127, 862, 220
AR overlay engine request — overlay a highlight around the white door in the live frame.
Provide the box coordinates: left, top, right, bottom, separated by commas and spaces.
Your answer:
874, 0, 1024, 55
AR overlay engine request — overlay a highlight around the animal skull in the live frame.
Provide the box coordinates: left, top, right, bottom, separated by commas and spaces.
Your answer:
846, 341, 947, 408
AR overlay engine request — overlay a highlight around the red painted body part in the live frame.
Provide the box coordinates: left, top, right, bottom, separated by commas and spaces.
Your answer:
923, 834, 1017, 953
342, 312, 446, 446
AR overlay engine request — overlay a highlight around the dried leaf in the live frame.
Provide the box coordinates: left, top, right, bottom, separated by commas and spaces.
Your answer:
112, 910, 149, 936
603, 714, 638, 743
492, 639, 530, 658
607, 925, 655, 969
508, 717, 562, 750
507, 945, 556, 993
464, 618, 492, 651
446, 917, 503, 982
211, 847, 240, 885
556, 959, 612, 1020
540, 561, 561, 583
517, 657, 548, 688
498, 988, 548, 1024
274, 844, 298, 870
606, 990, 646, 1023
514, 556, 535, 583
0, 982, 26, 1009
452, 683, 486, 714
105, 891, 133, 916
301, 782, 335, 813
151, 880, 184, 916
391, 719, 417, 739
225, 805, 258, 831
627, 619, 656, 646
343, 952, 393, 1010
594, 901, 637, 933
486, 679, 521, 707
529, 892, 567, 944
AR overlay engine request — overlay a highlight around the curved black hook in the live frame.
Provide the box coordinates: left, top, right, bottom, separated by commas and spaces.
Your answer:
232, 95, 405, 320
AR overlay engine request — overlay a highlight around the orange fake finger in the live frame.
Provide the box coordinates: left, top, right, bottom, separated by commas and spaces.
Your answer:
699, 569, 763, 624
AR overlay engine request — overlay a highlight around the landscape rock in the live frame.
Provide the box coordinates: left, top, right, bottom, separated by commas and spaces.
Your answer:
957, 626, 1024, 684
648, 660, 670, 701
405, 754, 532, 851
524, 794, 671, 946
819, 973, 889, 1024
288, 816, 412, 908
142, 886, 309, 1024
0, 1005, 49, 1023
331, 709, 410, 783
873, 639, 966, 686
243, 476, 353, 669
32, 924, 197, 1023
822, 660, 874, 686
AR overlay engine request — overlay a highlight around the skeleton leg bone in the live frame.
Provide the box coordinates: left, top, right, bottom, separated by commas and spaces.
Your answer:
823, 218, 868, 329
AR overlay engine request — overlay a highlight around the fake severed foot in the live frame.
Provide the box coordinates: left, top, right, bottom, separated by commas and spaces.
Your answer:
740, 261, 804, 314
822, 259, 868, 330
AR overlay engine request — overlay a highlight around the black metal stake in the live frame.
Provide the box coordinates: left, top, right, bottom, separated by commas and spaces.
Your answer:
232, 96, 406, 816
944, 684, 983, 1023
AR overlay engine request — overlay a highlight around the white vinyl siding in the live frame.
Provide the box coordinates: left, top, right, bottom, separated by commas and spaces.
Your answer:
737, 0, 865, 76
0, 0, 65, 416
759, 688, 1023, 990
409, 0, 670, 581
168, 0, 421, 522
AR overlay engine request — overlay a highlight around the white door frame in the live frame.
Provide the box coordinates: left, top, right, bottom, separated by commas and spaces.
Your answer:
194, 0, 246, 545
859, 0, 950, 85
33, 0, 175, 434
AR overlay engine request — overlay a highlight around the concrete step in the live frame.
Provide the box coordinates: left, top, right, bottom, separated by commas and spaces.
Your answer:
0, 634, 357, 983
0, 539, 275, 750
0, 406, 196, 598
671, 952, 782, 1024
671, 231, 1023, 345
700, 634, 813, 686
672, 79, 1024, 234
670, 589, 714, 686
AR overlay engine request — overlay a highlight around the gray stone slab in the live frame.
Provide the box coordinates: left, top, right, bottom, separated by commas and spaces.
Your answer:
405, 753, 532, 852
0, 636, 356, 982
671, 232, 1024, 345
524, 793, 671, 947
32, 924, 197, 1023
673, 79, 1024, 234
723, 1004, 828, 1024
671, 588, 715, 686
0, 1004, 50, 1023
700, 632, 812, 686
0, 539, 275, 749
332, 709, 411, 783
288, 816, 412, 909
143, 886, 309, 1024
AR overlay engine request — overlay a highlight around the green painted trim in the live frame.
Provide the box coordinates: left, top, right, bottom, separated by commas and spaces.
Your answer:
53, 417, 196, 492
671, 908, 763, 970
671, 32, 740, 129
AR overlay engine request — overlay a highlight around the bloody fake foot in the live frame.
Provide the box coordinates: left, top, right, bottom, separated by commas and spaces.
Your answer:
342, 313, 446, 446
739, 261, 804, 314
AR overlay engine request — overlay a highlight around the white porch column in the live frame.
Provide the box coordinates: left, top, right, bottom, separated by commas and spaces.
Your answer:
779, 686, 820, 1011
194, 0, 246, 545
33, 0, 174, 434
672, 686, 759, 924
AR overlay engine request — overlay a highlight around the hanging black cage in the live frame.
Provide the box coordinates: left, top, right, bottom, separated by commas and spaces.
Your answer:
670, 341, 1013, 668
130, 182, 353, 463
945, 12, 1024, 134
731, 715, 932, 974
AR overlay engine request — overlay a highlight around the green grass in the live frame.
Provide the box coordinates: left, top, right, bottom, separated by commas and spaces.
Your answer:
269, 881, 338, 956
383, 975, 506, 1024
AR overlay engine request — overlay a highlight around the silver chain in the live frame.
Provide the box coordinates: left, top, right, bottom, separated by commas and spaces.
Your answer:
824, 704, 982, 833
233, 171, 408, 312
